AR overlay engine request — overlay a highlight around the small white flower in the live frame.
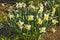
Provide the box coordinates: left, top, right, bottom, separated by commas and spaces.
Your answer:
22, 2, 26, 8
51, 28, 56, 33
51, 8, 56, 16
37, 18, 43, 25
17, 20, 24, 29
39, 27, 46, 33
52, 19, 58, 24
8, 13, 14, 19
29, 5, 35, 9
38, 3, 44, 13
16, 2, 22, 8
16, 2, 26, 8
1, 3, 5, 6
38, 7, 44, 13
17, 20, 24, 26
28, 5, 38, 11
44, 14, 49, 21
24, 24, 31, 30
28, 15, 34, 21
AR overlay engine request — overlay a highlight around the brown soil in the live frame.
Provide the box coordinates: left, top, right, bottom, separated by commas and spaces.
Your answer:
42, 26, 60, 40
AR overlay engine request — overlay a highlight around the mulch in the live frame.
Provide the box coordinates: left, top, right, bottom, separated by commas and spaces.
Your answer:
42, 26, 60, 40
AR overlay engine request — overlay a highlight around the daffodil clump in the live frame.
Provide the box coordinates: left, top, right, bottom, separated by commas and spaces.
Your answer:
6, 0, 59, 40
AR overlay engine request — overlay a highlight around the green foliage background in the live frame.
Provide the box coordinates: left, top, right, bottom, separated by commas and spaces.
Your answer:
55, 0, 60, 25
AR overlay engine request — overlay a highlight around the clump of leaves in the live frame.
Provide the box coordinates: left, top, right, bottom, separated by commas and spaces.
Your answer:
0, 11, 7, 23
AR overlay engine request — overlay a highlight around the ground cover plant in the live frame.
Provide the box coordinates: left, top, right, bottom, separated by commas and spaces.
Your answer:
0, 0, 60, 40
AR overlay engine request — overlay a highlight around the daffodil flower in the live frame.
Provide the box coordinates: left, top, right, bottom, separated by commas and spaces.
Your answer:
38, 3, 44, 13
51, 5, 59, 16
37, 18, 43, 25
24, 24, 31, 30
16, 2, 26, 8
16, 3, 22, 8
52, 19, 58, 25
22, 2, 26, 8
29, 5, 38, 11
29, 5, 35, 9
39, 27, 46, 33
28, 15, 34, 21
51, 8, 56, 16
51, 28, 56, 33
44, 14, 49, 21
17, 20, 24, 29
8, 13, 14, 20
38, 7, 44, 13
